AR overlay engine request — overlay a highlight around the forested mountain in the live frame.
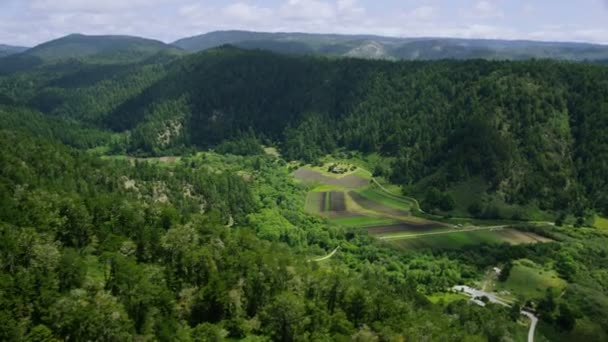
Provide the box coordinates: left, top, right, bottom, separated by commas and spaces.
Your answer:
6, 121, 573, 341
173, 30, 608, 61
0, 44, 28, 57
2, 30, 608, 341
0, 34, 183, 73
13, 46, 598, 216
1, 47, 607, 216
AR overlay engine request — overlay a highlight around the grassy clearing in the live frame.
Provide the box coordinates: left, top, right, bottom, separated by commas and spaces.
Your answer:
320, 152, 385, 174
294, 168, 369, 188
427, 292, 468, 305
263, 146, 280, 158
389, 228, 551, 250
494, 259, 566, 301
306, 163, 372, 180
305, 192, 324, 214
311, 184, 346, 192
374, 225, 452, 237
331, 216, 398, 228
343, 191, 437, 225
594, 216, 608, 230
357, 187, 416, 211
324, 192, 331, 212
538, 319, 607, 342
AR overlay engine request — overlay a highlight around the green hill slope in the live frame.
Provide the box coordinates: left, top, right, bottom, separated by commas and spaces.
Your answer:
2, 47, 607, 216
0, 44, 28, 57
0, 34, 183, 73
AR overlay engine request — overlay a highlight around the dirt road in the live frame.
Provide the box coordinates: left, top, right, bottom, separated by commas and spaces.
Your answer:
452, 285, 538, 342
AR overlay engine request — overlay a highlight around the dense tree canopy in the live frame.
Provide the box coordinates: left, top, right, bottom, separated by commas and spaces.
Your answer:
1, 45, 608, 340
2, 47, 606, 214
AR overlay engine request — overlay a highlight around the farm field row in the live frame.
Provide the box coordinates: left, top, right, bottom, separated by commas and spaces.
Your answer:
297, 166, 554, 251
388, 228, 552, 250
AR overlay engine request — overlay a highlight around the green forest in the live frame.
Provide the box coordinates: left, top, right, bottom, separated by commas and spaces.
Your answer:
1, 42, 608, 341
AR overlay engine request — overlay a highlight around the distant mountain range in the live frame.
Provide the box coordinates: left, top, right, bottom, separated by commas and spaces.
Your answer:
2, 31, 608, 73
0, 34, 183, 73
173, 30, 608, 61
0, 44, 28, 58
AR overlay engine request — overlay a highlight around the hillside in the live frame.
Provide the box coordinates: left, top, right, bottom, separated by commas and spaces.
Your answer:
0, 34, 184, 73
2, 47, 606, 219
104, 48, 608, 217
2, 41, 608, 341
173, 30, 608, 61
0, 44, 28, 57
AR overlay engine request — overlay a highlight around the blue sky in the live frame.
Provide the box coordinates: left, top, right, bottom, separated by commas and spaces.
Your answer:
1, 0, 607, 46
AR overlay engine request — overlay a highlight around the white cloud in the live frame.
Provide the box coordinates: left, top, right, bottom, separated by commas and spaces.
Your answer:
464, 0, 504, 19
222, 3, 273, 23
29, 0, 171, 13
522, 4, 536, 15
408, 6, 437, 21
279, 0, 336, 21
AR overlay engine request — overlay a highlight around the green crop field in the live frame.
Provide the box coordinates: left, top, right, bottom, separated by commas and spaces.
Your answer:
375, 225, 452, 238
331, 216, 399, 228
390, 228, 551, 250
357, 187, 416, 211
311, 184, 346, 192
494, 260, 566, 300
594, 216, 608, 230
305, 192, 324, 214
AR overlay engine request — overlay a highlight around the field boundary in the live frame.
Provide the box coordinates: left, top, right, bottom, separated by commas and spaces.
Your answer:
379, 225, 507, 240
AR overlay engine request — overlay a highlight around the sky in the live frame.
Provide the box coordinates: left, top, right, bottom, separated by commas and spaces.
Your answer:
1, 0, 607, 47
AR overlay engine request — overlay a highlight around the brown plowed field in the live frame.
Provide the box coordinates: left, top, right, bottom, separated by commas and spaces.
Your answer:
294, 168, 369, 188
367, 223, 445, 235
329, 191, 346, 212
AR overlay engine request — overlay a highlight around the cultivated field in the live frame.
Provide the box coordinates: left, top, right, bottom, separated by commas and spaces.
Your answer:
305, 191, 358, 218
332, 216, 399, 228
389, 228, 553, 250
305, 192, 325, 214
294, 167, 369, 188
367, 223, 448, 236
348, 191, 411, 217
296, 162, 555, 254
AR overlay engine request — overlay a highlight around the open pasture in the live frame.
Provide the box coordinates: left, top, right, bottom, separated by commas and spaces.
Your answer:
493, 259, 566, 300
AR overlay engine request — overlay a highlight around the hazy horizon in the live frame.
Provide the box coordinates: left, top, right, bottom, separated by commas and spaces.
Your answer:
2, 0, 608, 47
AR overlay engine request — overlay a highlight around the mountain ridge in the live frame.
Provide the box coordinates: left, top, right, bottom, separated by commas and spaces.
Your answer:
172, 30, 608, 61
0, 34, 184, 73
0, 44, 29, 58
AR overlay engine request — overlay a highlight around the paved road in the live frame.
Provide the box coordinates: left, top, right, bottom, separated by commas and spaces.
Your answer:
309, 246, 340, 262
452, 285, 538, 342
521, 311, 539, 342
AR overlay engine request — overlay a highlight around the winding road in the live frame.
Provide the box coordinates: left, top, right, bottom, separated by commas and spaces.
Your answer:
309, 246, 340, 262
453, 285, 538, 342
521, 311, 539, 342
